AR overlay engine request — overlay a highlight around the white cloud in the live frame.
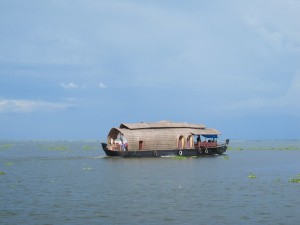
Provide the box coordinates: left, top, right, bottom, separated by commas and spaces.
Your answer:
0, 99, 77, 113
98, 82, 107, 88
241, 0, 300, 53
60, 82, 78, 89
60, 82, 86, 89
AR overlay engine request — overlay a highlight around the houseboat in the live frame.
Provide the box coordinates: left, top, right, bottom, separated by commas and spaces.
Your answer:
101, 121, 229, 157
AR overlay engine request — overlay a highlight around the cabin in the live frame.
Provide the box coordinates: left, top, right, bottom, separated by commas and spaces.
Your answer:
106, 121, 221, 151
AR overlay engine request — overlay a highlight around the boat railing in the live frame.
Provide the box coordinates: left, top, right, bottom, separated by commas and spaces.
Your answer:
107, 143, 121, 150
108, 143, 128, 151
195, 141, 218, 148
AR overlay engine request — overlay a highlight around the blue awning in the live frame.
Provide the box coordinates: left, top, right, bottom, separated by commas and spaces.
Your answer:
202, 134, 218, 138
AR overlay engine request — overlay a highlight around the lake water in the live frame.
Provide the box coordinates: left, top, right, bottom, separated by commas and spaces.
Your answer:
1, 140, 300, 225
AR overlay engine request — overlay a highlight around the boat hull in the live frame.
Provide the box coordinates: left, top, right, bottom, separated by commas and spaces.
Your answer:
101, 141, 228, 158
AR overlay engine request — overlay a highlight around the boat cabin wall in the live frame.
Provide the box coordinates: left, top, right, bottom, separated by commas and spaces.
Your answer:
124, 131, 197, 151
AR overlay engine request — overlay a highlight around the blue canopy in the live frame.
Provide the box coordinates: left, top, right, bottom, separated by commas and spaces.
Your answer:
202, 134, 218, 138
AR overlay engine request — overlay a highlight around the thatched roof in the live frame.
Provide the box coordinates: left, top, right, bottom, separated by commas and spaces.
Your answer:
120, 121, 206, 129
107, 121, 221, 151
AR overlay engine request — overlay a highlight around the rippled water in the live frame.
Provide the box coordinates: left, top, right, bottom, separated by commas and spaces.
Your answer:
1, 140, 300, 224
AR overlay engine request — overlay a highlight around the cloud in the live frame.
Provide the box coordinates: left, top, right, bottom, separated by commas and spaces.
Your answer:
225, 72, 300, 116
60, 82, 86, 89
60, 82, 78, 89
0, 99, 77, 113
241, 0, 300, 54
98, 82, 107, 88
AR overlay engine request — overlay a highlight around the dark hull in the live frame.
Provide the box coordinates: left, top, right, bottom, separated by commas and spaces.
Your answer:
101, 141, 228, 158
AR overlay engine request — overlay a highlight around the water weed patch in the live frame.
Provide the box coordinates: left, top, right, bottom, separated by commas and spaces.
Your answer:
222, 155, 230, 160
248, 172, 257, 178
0, 143, 13, 150
289, 174, 300, 183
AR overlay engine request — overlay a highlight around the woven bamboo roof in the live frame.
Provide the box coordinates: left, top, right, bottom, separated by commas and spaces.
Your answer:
120, 121, 206, 130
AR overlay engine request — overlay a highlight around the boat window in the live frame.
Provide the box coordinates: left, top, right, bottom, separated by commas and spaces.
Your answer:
139, 141, 144, 150
178, 136, 185, 149
187, 135, 193, 149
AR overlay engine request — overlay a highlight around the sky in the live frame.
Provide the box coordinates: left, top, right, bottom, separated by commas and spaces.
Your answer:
0, 0, 300, 140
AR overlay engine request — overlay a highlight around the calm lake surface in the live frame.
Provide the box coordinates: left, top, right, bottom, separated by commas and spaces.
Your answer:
1, 140, 300, 225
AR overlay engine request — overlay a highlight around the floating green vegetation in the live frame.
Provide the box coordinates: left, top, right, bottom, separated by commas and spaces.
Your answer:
252, 146, 300, 150
46, 145, 69, 151
228, 146, 300, 151
5, 162, 13, 166
173, 156, 188, 160
0, 171, 5, 175
248, 172, 257, 179
82, 145, 91, 150
227, 146, 244, 151
273, 178, 282, 183
284, 146, 300, 150
37, 142, 70, 151
82, 145, 97, 151
288, 174, 300, 183
289, 178, 300, 183
222, 155, 230, 160
0, 143, 13, 150
172, 156, 197, 160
